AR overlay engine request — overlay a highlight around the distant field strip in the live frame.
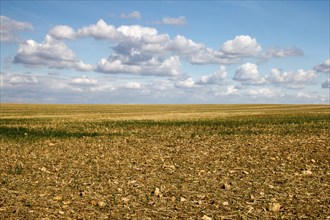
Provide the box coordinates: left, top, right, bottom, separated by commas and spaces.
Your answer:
1, 104, 328, 120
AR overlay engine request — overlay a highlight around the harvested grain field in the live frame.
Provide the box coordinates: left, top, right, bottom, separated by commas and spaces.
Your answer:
0, 104, 329, 219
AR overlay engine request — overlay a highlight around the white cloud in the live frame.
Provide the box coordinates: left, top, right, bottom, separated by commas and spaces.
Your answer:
90, 81, 142, 92
314, 59, 330, 73
224, 85, 239, 95
120, 11, 141, 19
96, 59, 141, 74
74, 61, 94, 72
148, 79, 174, 91
259, 47, 303, 61
46, 21, 260, 67
10, 16, 324, 103
8, 74, 38, 85
48, 25, 76, 40
76, 19, 160, 42
297, 92, 312, 99
117, 25, 158, 40
159, 16, 187, 26
221, 35, 261, 57
233, 63, 266, 85
197, 65, 227, 85
175, 77, 195, 88
268, 68, 318, 89
71, 76, 98, 85
247, 88, 274, 97
93, 32, 247, 75
77, 19, 121, 40
75, 20, 169, 56
163, 34, 258, 64
321, 78, 330, 88
167, 35, 203, 53
141, 33, 170, 45
290, 91, 328, 104
188, 48, 238, 64
96, 55, 180, 76
1, 70, 328, 104
0, 15, 33, 42
90, 84, 115, 93
166, 35, 238, 64
13, 35, 93, 71
42, 21, 263, 75
157, 56, 181, 76
167, 35, 207, 62
123, 82, 142, 89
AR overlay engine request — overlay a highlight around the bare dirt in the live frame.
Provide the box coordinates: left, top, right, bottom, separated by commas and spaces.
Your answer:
0, 104, 329, 219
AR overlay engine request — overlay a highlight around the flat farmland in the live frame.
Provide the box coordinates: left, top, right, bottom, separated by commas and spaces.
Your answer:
0, 104, 329, 219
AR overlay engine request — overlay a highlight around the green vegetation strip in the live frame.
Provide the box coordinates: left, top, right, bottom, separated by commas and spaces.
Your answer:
1, 112, 328, 141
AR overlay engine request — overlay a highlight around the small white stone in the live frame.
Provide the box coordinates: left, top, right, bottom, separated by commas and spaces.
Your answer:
202, 215, 212, 220
269, 202, 281, 212
154, 187, 161, 197
302, 169, 312, 175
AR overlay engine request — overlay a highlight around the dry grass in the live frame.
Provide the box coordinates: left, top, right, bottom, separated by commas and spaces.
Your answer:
0, 104, 329, 219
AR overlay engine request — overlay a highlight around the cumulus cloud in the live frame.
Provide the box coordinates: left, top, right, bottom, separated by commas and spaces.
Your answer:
96, 59, 140, 74
48, 25, 76, 40
11, 18, 311, 82
247, 88, 274, 97
268, 68, 318, 89
314, 59, 330, 73
157, 16, 187, 26
175, 77, 195, 88
76, 19, 161, 42
123, 82, 142, 89
166, 35, 214, 63
0, 15, 33, 42
56, 20, 258, 65
221, 35, 261, 57
71, 76, 98, 85
259, 47, 304, 62
167, 35, 223, 63
90, 81, 142, 92
97, 55, 180, 76
224, 85, 239, 95
76, 19, 121, 40
321, 78, 330, 88
197, 65, 227, 85
95, 31, 249, 72
75, 19, 169, 54
43, 20, 263, 75
14, 35, 93, 71
117, 25, 158, 40
120, 11, 141, 19
233, 63, 266, 85
188, 48, 238, 64
297, 92, 312, 99
166, 35, 238, 64
9, 74, 38, 85
167, 35, 203, 53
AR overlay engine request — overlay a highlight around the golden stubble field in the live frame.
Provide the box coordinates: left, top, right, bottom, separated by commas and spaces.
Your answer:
0, 104, 329, 219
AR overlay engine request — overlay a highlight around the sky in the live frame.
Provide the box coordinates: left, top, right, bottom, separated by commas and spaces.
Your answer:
0, 0, 329, 104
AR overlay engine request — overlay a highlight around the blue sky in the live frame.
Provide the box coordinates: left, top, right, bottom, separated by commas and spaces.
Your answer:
1, 1, 329, 104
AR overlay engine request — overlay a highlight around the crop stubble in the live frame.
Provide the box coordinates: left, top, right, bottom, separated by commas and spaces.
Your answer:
0, 104, 329, 219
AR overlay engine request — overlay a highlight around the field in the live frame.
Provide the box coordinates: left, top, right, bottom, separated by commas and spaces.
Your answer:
0, 104, 329, 219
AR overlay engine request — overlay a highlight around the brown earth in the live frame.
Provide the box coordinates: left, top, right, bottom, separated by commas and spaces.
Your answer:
0, 104, 329, 219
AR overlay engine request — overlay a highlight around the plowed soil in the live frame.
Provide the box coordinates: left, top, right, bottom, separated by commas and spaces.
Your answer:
0, 104, 329, 219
